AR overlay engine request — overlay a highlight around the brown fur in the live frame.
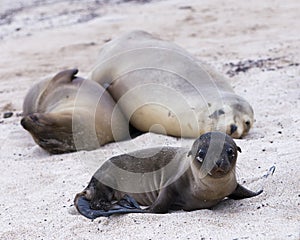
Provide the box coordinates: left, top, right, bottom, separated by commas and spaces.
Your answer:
21, 69, 128, 153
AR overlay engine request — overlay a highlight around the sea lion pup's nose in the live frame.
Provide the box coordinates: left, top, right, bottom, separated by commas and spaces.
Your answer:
230, 124, 238, 135
216, 159, 223, 167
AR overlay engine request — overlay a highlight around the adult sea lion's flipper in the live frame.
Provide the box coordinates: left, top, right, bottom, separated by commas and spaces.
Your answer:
76, 195, 145, 219
228, 184, 263, 200
52, 68, 79, 83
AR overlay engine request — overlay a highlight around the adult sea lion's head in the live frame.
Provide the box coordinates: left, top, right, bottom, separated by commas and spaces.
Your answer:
209, 94, 254, 138
21, 112, 75, 154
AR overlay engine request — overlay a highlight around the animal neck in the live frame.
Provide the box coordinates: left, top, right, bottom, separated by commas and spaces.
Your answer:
189, 163, 237, 200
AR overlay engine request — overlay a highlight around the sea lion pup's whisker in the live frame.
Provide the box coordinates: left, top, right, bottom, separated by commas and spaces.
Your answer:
75, 131, 262, 219
235, 166, 240, 179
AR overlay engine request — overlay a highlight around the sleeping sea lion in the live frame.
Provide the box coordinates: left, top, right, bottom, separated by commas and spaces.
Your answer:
74, 132, 262, 219
21, 69, 128, 154
88, 30, 254, 139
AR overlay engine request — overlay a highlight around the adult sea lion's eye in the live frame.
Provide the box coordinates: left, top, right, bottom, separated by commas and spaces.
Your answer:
245, 120, 251, 127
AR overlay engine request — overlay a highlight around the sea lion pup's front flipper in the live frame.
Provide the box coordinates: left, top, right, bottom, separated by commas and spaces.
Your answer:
75, 194, 145, 219
228, 184, 263, 200
146, 187, 177, 214
228, 165, 276, 200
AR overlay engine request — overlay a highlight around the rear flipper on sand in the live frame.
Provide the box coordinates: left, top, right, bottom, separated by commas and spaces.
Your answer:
76, 194, 145, 219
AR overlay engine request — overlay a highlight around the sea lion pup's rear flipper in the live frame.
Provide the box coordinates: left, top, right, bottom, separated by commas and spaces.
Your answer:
228, 184, 263, 200
117, 194, 142, 209
75, 194, 145, 219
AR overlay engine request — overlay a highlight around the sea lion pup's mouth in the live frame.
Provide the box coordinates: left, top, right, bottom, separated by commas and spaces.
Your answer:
208, 157, 234, 178
208, 165, 231, 178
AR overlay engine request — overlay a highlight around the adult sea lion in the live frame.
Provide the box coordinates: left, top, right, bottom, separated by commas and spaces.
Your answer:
74, 132, 262, 219
21, 69, 128, 154
88, 30, 254, 139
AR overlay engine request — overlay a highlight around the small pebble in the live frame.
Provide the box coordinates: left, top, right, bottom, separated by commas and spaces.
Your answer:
3, 112, 13, 118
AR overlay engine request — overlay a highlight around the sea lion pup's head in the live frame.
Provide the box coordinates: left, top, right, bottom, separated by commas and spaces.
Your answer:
188, 131, 241, 178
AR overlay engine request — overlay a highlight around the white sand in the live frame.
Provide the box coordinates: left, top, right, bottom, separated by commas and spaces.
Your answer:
0, 0, 299, 239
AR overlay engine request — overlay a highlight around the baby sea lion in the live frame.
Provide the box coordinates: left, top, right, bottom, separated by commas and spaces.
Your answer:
88, 30, 254, 139
21, 69, 129, 154
74, 132, 262, 219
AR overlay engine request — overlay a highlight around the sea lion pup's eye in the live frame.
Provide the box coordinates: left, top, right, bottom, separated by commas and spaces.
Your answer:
196, 149, 206, 162
226, 148, 234, 156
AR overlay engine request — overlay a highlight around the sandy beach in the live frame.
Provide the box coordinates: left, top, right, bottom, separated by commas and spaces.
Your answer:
0, 0, 299, 239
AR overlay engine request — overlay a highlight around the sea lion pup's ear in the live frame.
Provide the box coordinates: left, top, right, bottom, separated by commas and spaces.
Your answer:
52, 68, 79, 83
237, 146, 242, 153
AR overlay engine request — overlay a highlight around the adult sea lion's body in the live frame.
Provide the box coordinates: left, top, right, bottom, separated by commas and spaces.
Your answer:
21, 69, 128, 154
89, 30, 254, 139
74, 132, 262, 219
